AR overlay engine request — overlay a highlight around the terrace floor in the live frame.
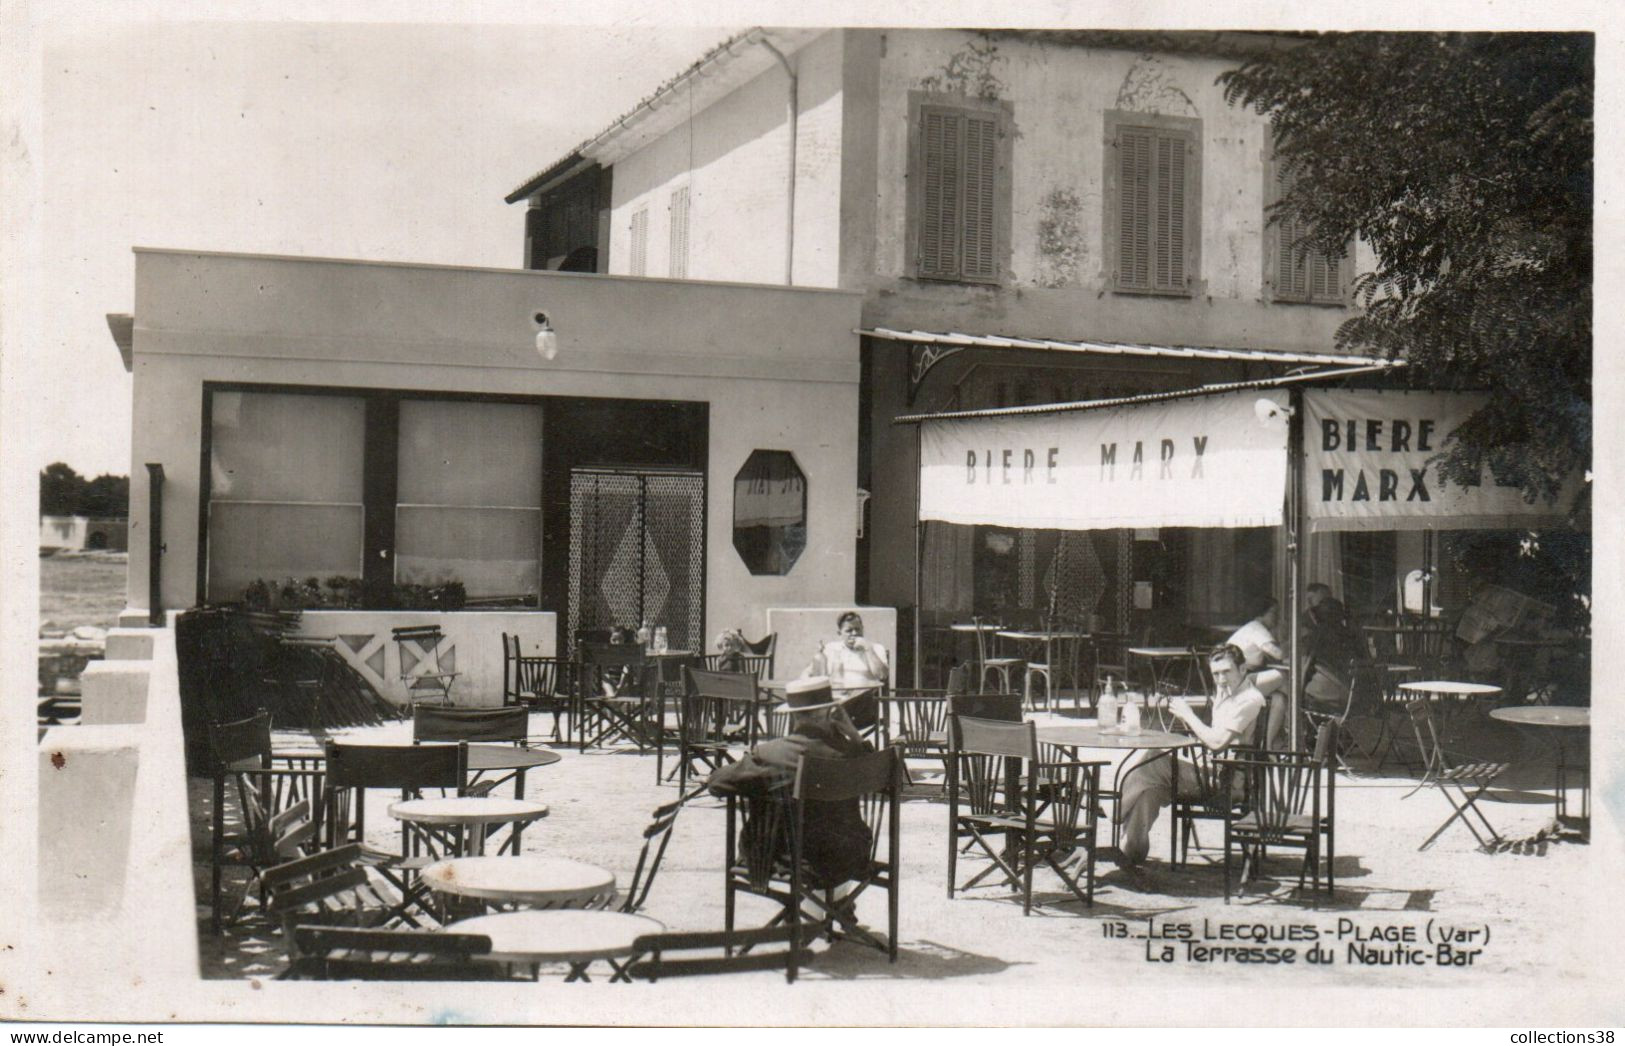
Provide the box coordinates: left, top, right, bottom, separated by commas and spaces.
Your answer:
187, 704, 1594, 994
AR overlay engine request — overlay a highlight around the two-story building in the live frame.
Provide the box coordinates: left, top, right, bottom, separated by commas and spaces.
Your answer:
507, 28, 1411, 679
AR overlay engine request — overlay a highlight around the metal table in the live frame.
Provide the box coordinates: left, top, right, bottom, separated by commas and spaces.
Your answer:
445, 909, 664, 981
389, 796, 549, 857
421, 855, 616, 909
1490, 705, 1589, 839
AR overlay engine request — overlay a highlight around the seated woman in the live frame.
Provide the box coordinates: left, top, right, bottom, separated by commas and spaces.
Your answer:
807, 611, 889, 732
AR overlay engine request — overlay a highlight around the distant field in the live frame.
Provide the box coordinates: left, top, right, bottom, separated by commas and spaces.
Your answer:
40, 552, 128, 633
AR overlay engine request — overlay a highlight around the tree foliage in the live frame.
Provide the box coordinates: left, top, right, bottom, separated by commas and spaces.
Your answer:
1221, 32, 1591, 508
39, 462, 130, 518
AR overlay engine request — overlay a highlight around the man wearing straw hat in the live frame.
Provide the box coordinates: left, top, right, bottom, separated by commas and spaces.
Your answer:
706, 676, 875, 887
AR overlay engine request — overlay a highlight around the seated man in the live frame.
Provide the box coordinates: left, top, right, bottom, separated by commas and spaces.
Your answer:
706, 676, 875, 888
807, 611, 890, 734
1114, 645, 1279, 869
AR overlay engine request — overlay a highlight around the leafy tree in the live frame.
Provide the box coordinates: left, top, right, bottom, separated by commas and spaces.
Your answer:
1221, 32, 1591, 509
39, 463, 86, 516
81, 474, 130, 518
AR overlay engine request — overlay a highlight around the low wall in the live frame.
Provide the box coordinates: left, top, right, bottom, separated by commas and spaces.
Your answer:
34, 622, 201, 992
765, 605, 899, 683
296, 610, 556, 707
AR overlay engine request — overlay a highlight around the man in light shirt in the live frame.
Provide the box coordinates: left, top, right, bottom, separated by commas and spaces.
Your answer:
1227, 598, 1291, 748
1114, 644, 1277, 870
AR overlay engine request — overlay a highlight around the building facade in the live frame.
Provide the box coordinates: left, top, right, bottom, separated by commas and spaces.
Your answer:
509, 28, 1410, 677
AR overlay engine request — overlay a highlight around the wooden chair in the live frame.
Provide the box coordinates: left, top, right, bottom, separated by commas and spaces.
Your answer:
206, 710, 323, 934
263, 843, 409, 976
742, 632, 778, 677
613, 794, 691, 915
947, 716, 1106, 914
625, 924, 812, 983
675, 668, 758, 792
288, 926, 518, 981
501, 633, 574, 743
723, 747, 903, 975
1218, 725, 1337, 903
1301, 661, 1385, 772
577, 642, 655, 751
1403, 700, 1509, 852
392, 625, 458, 706
412, 703, 530, 797
884, 690, 950, 798
321, 740, 468, 925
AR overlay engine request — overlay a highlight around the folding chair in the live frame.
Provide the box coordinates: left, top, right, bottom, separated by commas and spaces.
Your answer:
947, 716, 1106, 914
613, 794, 693, 915
741, 632, 778, 677
288, 926, 519, 981
206, 710, 323, 933
392, 625, 458, 705
1404, 700, 1509, 852
577, 642, 655, 751
724, 747, 902, 974
412, 703, 531, 797
320, 740, 468, 925
886, 690, 950, 798
263, 843, 412, 977
625, 925, 812, 983
501, 633, 574, 743
674, 668, 758, 792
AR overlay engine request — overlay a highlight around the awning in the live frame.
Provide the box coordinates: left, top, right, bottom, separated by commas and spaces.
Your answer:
863, 326, 1395, 367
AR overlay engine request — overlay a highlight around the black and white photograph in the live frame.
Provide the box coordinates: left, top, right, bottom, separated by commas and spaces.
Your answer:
0, 0, 1617, 1030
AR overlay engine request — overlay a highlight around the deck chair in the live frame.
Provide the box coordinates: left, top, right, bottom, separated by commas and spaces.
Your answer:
412, 703, 531, 797
206, 710, 323, 933
948, 716, 1106, 914
501, 633, 573, 742
393, 625, 458, 705
741, 632, 778, 677
613, 793, 693, 915
1404, 700, 1509, 852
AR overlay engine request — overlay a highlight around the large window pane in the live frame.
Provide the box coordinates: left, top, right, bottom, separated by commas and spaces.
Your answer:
395, 400, 543, 601
206, 391, 366, 602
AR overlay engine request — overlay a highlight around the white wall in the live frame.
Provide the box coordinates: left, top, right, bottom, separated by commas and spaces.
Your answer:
125, 250, 864, 649
608, 31, 847, 289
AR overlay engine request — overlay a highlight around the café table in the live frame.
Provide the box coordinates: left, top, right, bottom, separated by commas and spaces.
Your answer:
389, 796, 549, 857
996, 629, 1090, 710
1396, 679, 1502, 749
1126, 646, 1207, 696
1489, 705, 1589, 840
1034, 722, 1198, 845
445, 909, 664, 981
421, 855, 616, 910
270, 742, 562, 800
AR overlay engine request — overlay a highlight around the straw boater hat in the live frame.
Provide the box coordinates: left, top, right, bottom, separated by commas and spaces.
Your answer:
777, 675, 843, 713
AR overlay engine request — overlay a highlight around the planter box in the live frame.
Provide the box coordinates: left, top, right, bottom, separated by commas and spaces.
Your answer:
297, 610, 557, 708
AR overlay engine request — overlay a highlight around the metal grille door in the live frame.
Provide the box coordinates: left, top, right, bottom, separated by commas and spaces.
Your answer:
567, 469, 705, 654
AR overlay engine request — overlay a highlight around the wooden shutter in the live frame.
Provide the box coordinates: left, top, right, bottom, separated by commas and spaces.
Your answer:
961, 113, 999, 280
1117, 128, 1153, 290
1153, 134, 1187, 292
919, 109, 961, 279
1273, 163, 1344, 302
668, 186, 690, 279
629, 208, 648, 276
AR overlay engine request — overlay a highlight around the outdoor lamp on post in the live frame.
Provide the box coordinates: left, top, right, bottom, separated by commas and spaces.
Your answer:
1253, 396, 1294, 426
533, 312, 558, 361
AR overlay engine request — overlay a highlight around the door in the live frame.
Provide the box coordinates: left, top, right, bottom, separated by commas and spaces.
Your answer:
567, 468, 705, 655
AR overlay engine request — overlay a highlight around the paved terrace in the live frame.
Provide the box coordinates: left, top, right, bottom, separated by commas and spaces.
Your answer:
190, 707, 1596, 1002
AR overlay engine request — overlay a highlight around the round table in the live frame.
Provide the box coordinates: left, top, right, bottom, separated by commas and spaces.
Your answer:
1126, 646, 1206, 696
1490, 706, 1589, 835
446, 909, 664, 980
1397, 680, 1502, 702
1035, 723, 1198, 837
389, 796, 549, 856
421, 855, 616, 909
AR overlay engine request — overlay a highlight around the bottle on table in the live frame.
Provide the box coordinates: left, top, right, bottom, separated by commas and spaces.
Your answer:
1097, 676, 1119, 733
637, 620, 652, 647
1120, 692, 1142, 734
653, 625, 669, 654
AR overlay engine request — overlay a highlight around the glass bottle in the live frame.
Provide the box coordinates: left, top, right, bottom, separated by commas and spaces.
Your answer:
653, 625, 669, 654
636, 620, 651, 647
1097, 676, 1119, 733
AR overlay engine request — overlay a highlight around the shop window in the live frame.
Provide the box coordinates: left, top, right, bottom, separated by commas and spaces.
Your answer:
907, 92, 1012, 284
206, 390, 366, 601
733, 450, 806, 575
1104, 110, 1202, 296
395, 400, 543, 603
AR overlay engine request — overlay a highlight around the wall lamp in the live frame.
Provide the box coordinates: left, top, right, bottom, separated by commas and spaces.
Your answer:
1253, 397, 1294, 425
533, 312, 559, 361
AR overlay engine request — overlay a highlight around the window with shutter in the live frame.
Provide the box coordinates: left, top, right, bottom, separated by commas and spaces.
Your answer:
1266, 152, 1351, 305
908, 93, 1011, 284
1105, 110, 1201, 296
629, 207, 648, 277
668, 186, 690, 279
